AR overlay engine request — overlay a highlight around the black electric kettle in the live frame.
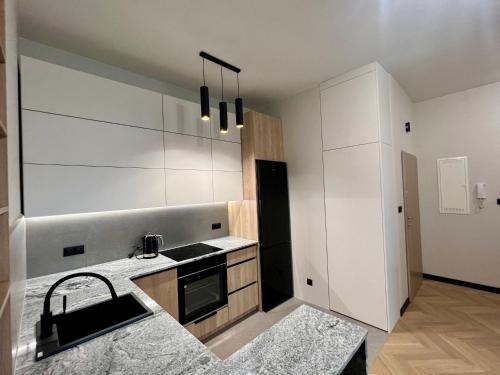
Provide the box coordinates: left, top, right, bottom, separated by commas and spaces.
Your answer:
142, 232, 163, 259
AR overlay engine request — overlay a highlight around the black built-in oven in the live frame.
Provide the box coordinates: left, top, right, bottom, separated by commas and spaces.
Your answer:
177, 254, 228, 325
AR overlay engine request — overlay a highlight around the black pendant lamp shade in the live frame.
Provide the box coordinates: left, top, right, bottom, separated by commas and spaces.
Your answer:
235, 73, 244, 128
200, 58, 210, 121
200, 85, 210, 121
235, 97, 244, 128
219, 101, 228, 133
219, 66, 228, 134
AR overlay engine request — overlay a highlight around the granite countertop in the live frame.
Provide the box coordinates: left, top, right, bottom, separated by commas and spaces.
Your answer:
15, 236, 367, 375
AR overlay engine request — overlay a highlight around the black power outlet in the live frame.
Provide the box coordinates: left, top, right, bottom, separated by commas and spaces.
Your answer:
405, 122, 411, 133
212, 223, 222, 230
497, 198, 500, 205
63, 245, 84, 257
398, 206, 403, 213
306, 278, 313, 286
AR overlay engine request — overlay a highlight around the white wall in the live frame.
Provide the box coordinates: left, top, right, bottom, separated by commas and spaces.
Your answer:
269, 88, 329, 309
415, 81, 500, 288
6, 0, 27, 369
389, 77, 417, 305
20, 56, 243, 216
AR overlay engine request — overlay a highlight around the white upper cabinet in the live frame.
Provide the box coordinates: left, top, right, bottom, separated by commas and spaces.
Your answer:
164, 133, 212, 171
20, 56, 244, 216
210, 108, 241, 143
163, 95, 212, 138
320, 66, 379, 150
212, 140, 242, 172
213, 171, 243, 202
24, 164, 166, 217
21, 56, 163, 130
23, 110, 164, 168
165, 169, 213, 206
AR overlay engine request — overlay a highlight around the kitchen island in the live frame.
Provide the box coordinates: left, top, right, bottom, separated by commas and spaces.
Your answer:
15, 236, 367, 375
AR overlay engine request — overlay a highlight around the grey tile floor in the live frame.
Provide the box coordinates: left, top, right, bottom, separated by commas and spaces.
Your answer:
205, 298, 388, 367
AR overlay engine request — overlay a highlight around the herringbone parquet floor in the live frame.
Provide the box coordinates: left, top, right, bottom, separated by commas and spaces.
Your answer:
370, 280, 500, 375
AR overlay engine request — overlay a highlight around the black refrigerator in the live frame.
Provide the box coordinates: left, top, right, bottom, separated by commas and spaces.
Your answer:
256, 160, 294, 312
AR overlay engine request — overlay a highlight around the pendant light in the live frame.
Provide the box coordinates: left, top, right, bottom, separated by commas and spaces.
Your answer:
200, 58, 210, 122
235, 73, 244, 128
219, 66, 228, 134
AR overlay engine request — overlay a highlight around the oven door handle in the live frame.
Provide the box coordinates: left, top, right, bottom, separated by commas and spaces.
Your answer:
178, 263, 227, 280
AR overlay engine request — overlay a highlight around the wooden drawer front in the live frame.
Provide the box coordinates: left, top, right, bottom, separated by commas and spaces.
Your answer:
228, 283, 258, 321
227, 259, 257, 293
133, 269, 179, 320
227, 246, 257, 266
186, 307, 228, 340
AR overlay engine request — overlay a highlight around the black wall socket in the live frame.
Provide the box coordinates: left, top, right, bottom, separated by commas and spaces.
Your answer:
307, 278, 313, 286
405, 122, 411, 133
497, 198, 500, 205
398, 206, 403, 213
212, 223, 222, 230
63, 245, 84, 257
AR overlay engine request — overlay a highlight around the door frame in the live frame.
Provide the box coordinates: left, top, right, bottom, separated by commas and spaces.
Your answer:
401, 151, 423, 301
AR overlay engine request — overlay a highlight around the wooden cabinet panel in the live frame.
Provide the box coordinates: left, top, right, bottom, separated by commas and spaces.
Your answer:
227, 259, 257, 293
133, 269, 179, 321
245, 112, 284, 162
227, 246, 257, 266
185, 307, 228, 340
0, 296, 11, 375
228, 283, 258, 321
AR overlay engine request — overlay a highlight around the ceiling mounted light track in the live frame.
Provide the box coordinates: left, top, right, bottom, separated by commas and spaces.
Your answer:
198, 51, 244, 133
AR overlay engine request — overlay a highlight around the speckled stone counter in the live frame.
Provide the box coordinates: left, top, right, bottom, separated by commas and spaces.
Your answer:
208, 304, 367, 374
15, 236, 367, 375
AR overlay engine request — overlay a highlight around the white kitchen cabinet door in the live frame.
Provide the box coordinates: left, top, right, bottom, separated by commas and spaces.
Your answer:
165, 169, 213, 206
164, 133, 212, 171
323, 143, 388, 330
320, 71, 379, 150
210, 109, 241, 143
22, 110, 164, 168
20, 56, 163, 130
211, 140, 242, 172
163, 95, 211, 138
24, 164, 166, 217
213, 171, 243, 202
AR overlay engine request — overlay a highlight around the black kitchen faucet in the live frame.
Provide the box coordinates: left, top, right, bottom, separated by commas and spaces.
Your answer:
38, 272, 118, 339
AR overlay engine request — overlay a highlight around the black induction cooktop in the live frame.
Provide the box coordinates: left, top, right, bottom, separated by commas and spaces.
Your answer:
159, 243, 223, 262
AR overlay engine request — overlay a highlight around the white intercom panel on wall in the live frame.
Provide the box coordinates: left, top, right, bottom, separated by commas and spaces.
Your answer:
437, 156, 470, 214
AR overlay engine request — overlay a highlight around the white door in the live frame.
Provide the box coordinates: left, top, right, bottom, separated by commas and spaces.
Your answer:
324, 143, 388, 330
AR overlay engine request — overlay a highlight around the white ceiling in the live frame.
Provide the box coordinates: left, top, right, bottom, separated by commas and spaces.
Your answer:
18, 0, 500, 108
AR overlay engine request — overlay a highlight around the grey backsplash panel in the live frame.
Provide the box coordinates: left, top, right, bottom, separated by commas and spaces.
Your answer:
26, 203, 229, 278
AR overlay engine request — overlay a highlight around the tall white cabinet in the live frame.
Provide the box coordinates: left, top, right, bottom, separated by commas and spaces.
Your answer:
320, 63, 399, 331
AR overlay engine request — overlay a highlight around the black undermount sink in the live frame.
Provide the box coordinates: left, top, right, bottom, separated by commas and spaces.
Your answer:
35, 272, 153, 360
